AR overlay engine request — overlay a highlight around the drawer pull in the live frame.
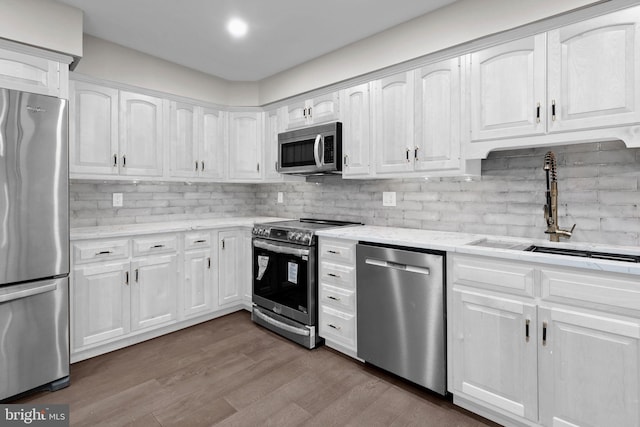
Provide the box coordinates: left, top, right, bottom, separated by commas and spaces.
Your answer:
96, 250, 114, 256
194, 239, 207, 244
327, 273, 341, 278
151, 244, 165, 249
328, 323, 341, 331
327, 295, 341, 301
327, 250, 341, 255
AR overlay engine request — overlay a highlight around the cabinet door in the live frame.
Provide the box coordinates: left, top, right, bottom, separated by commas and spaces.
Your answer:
183, 249, 213, 318
218, 231, 242, 306
414, 58, 461, 172
452, 289, 538, 421
0, 48, 61, 97
119, 91, 164, 177
309, 92, 340, 125
169, 101, 198, 178
228, 111, 263, 180
200, 107, 225, 179
340, 83, 371, 177
373, 72, 415, 174
264, 108, 284, 180
548, 6, 640, 133
538, 305, 640, 427
72, 261, 130, 349
131, 254, 178, 331
69, 81, 119, 176
286, 99, 309, 129
469, 34, 546, 141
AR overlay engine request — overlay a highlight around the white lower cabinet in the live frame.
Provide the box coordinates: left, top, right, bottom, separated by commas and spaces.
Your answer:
130, 254, 178, 331
450, 253, 640, 427
182, 231, 218, 318
318, 237, 358, 358
218, 228, 252, 308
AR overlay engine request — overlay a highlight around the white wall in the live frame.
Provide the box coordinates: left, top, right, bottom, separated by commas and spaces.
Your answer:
0, 0, 82, 57
258, 0, 602, 104
75, 35, 260, 106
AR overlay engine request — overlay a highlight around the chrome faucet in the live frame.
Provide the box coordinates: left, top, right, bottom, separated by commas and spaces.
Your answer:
543, 151, 575, 242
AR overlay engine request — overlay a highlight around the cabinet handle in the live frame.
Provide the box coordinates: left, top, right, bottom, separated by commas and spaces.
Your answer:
113, 154, 118, 167
525, 319, 530, 342
125, 271, 129, 285
414, 146, 419, 160
201, 161, 205, 171
135, 268, 139, 282
195, 161, 199, 171
536, 102, 541, 123
194, 239, 207, 244
275, 161, 278, 171
257, 162, 260, 172
327, 250, 340, 255
542, 321, 548, 346
303, 108, 307, 118
327, 295, 341, 301
308, 106, 312, 117
328, 323, 341, 331
222, 239, 225, 250
122, 155, 126, 167
151, 244, 165, 249
327, 273, 340, 278
95, 250, 114, 256
406, 148, 410, 162
343, 155, 348, 167
208, 257, 211, 269
551, 100, 556, 121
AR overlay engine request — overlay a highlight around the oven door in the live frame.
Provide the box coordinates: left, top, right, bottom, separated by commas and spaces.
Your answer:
252, 238, 316, 326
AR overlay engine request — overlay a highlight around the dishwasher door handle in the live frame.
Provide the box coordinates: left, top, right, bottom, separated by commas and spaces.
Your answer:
365, 258, 430, 275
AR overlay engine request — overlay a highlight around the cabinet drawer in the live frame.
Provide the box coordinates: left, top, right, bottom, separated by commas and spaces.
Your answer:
320, 283, 356, 311
184, 232, 211, 249
541, 267, 640, 313
132, 235, 178, 257
73, 239, 129, 264
452, 254, 535, 297
319, 306, 356, 348
320, 262, 355, 289
320, 239, 356, 264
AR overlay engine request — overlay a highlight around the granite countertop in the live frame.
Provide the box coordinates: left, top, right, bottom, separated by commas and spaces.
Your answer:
316, 226, 640, 276
70, 217, 290, 241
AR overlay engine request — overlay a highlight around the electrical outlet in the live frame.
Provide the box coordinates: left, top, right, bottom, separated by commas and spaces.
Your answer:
277, 192, 284, 203
382, 192, 396, 207
113, 193, 123, 207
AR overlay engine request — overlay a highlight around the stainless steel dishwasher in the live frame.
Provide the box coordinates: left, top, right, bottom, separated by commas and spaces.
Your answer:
357, 242, 446, 395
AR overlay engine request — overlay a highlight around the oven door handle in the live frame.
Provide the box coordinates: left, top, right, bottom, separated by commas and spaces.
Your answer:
254, 308, 311, 336
253, 239, 310, 257
313, 134, 323, 167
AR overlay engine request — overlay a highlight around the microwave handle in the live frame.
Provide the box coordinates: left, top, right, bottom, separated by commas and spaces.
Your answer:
314, 134, 323, 167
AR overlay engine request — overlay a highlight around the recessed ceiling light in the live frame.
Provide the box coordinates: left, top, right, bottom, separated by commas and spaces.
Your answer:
227, 18, 248, 38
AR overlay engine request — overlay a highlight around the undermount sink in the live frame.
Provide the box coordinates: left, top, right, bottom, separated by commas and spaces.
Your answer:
467, 238, 531, 251
524, 245, 640, 263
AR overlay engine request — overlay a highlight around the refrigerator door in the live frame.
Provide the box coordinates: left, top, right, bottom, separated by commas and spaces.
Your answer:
0, 89, 68, 286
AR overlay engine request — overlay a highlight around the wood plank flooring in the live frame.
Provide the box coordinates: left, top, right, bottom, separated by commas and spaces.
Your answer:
17, 311, 500, 426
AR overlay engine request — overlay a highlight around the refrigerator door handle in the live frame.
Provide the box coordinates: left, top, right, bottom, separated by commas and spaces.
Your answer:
0, 281, 57, 304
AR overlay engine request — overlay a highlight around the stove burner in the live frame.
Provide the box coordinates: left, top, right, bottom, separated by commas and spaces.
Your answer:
252, 218, 362, 246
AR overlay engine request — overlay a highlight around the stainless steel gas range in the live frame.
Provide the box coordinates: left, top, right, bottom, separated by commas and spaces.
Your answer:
251, 218, 361, 348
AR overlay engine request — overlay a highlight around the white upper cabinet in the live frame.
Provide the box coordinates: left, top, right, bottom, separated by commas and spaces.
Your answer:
468, 34, 547, 142
286, 92, 340, 129
547, 6, 640, 133
119, 91, 164, 177
414, 58, 463, 172
0, 44, 70, 98
228, 111, 264, 180
340, 83, 372, 177
372, 71, 415, 175
69, 81, 120, 176
264, 107, 285, 181
169, 102, 225, 179
169, 102, 199, 177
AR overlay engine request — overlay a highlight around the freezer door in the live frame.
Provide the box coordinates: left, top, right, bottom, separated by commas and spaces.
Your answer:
0, 89, 69, 285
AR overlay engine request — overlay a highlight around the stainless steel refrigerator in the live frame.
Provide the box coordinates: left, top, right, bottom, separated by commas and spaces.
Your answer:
0, 88, 69, 401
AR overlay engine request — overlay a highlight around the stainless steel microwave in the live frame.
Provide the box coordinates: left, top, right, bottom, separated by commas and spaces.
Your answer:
277, 122, 342, 175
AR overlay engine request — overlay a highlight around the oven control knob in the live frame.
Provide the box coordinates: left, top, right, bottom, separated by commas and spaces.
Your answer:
301, 234, 311, 244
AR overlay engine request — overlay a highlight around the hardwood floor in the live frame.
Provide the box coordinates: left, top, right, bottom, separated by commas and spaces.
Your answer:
18, 311, 499, 426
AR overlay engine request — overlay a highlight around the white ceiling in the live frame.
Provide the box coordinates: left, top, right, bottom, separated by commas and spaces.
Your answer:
52, 0, 457, 81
